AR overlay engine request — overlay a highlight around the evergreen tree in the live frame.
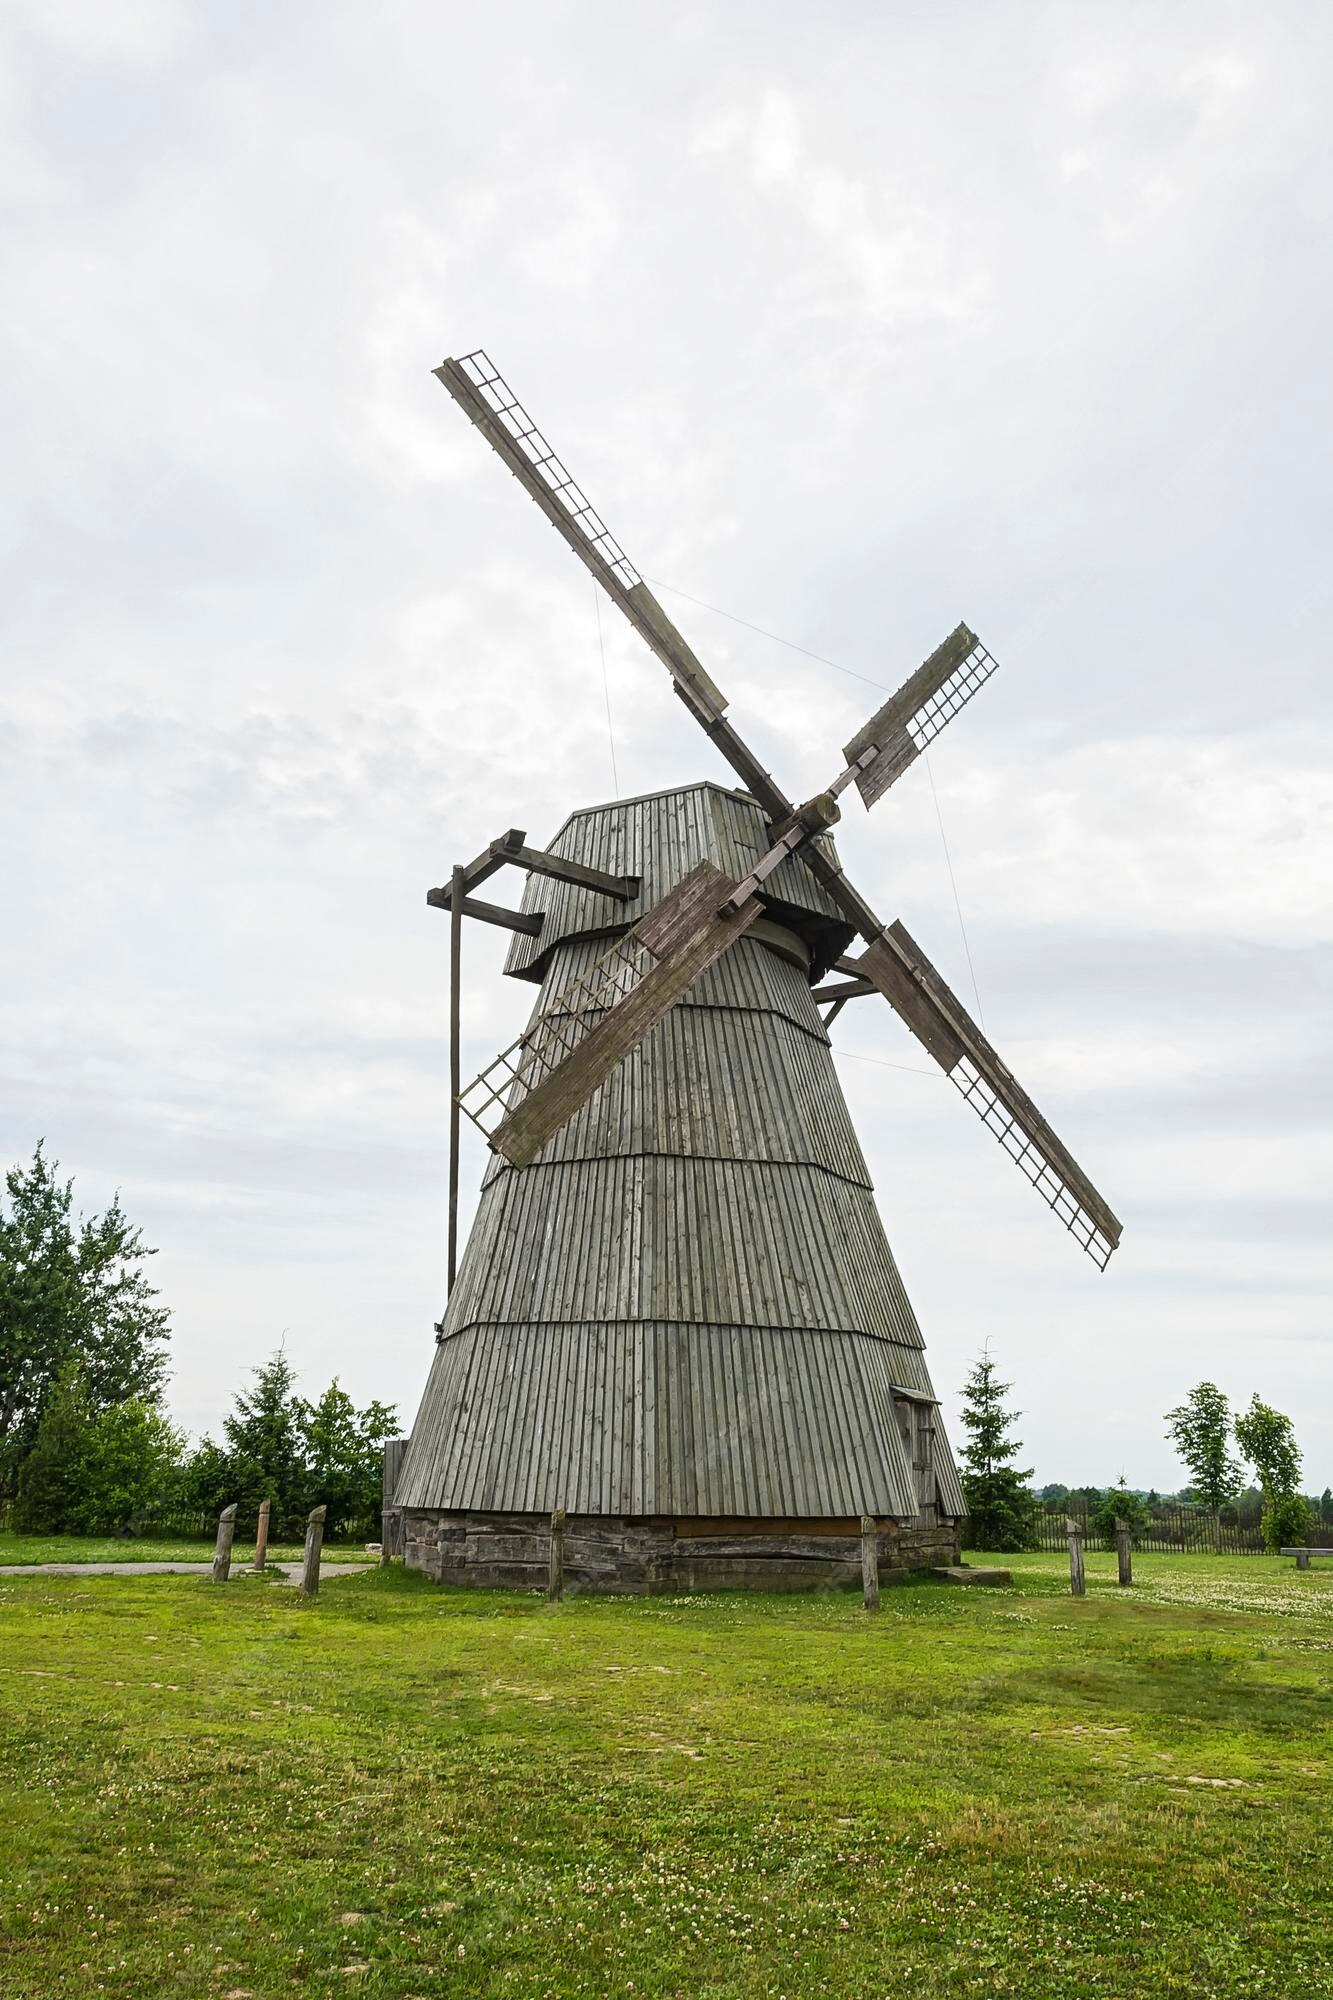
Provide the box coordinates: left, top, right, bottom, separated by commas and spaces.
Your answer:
184, 1351, 399, 1540
207, 1350, 309, 1535
1164, 1382, 1243, 1553
1234, 1396, 1309, 1552
957, 1351, 1039, 1552
0, 1144, 170, 1496
1321, 1488, 1333, 1526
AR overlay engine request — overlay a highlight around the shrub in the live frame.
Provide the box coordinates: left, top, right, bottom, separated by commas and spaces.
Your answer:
1090, 1482, 1150, 1549
1263, 1492, 1314, 1553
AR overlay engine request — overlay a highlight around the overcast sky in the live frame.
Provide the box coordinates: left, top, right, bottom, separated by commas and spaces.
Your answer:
3, 1, 1329, 1491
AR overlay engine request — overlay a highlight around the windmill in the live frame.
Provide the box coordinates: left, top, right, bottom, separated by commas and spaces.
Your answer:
393, 350, 1121, 1592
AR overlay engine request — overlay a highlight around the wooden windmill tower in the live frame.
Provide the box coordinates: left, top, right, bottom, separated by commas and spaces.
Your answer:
394, 351, 1122, 1591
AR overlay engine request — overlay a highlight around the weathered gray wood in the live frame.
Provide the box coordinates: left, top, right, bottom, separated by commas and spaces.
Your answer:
380, 1439, 408, 1564
1066, 1517, 1086, 1598
433, 358, 726, 713
425, 887, 543, 935
495, 864, 762, 1167
1115, 1516, 1132, 1587
1281, 1547, 1333, 1562
860, 1513, 880, 1610
505, 843, 638, 902
810, 974, 878, 1005
548, 1506, 566, 1601
448, 862, 463, 1292
300, 1505, 327, 1596
211, 1504, 237, 1583
253, 1498, 270, 1573
840, 628, 976, 768
854, 921, 1122, 1258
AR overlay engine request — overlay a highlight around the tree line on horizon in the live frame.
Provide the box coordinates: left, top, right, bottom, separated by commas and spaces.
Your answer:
1, 1145, 396, 1540
958, 1354, 1322, 1554
1, 1144, 1324, 1549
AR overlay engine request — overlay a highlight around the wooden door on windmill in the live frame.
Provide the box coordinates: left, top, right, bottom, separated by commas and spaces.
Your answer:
894, 1397, 938, 1526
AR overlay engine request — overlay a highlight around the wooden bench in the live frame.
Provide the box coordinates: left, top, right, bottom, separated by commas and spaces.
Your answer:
1280, 1547, 1333, 1570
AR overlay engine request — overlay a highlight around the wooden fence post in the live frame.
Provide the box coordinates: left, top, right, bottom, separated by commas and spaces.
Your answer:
1066, 1517, 1086, 1598
1115, 1516, 1133, 1587
860, 1513, 880, 1610
548, 1507, 566, 1602
300, 1505, 327, 1597
253, 1498, 271, 1573
211, 1504, 237, 1583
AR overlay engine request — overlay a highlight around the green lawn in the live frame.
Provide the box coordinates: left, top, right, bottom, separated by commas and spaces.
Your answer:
1, 1551, 1330, 1998
0, 1531, 370, 1566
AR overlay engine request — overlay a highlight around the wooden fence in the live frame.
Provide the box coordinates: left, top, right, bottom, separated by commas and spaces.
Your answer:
964, 1504, 1325, 1556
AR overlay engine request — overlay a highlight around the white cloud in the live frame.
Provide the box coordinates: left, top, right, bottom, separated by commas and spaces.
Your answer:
0, 0, 1328, 1486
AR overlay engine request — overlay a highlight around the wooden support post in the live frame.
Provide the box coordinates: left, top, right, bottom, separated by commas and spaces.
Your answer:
1296, 1547, 1311, 1571
548, 1506, 566, 1602
448, 862, 463, 1296
860, 1513, 880, 1611
380, 1438, 408, 1565
253, 1498, 271, 1572
300, 1505, 327, 1597
211, 1503, 237, 1583
1115, 1516, 1133, 1587
1066, 1517, 1086, 1598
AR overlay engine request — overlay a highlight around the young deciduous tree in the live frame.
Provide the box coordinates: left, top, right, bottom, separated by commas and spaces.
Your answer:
1164, 1381, 1243, 1553
0, 1145, 170, 1496
957, 1351, 1039, 1553
1233, 1395, 1310, 1552
13, 1362, 183, 1534
300, 1380, 398, 1536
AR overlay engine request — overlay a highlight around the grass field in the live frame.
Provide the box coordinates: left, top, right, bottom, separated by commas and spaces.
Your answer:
1, 1551, 1330, 1998
0, 1532, 370, 1566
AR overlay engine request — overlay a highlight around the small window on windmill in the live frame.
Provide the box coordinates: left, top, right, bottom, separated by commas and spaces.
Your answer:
893, 1397, 914, 1453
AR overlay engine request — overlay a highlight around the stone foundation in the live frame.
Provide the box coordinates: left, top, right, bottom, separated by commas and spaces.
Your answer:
403, 1510, 961, 1594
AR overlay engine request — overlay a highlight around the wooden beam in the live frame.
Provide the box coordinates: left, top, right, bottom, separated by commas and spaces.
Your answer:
425, 888, 542, 936
454, 828, 526, 896
810, 974, 877, 1004
503, 843, 639, 901
448, 861, 463, 1294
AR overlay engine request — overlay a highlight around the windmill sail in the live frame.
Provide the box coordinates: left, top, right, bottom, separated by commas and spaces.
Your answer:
435, 351, 791, 818
854, 922, 1122, 1268
843, 625, 999, 807
460, 861, 761, 1167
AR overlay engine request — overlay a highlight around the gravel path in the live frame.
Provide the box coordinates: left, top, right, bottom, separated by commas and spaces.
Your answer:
0, 1561, 373, 1585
